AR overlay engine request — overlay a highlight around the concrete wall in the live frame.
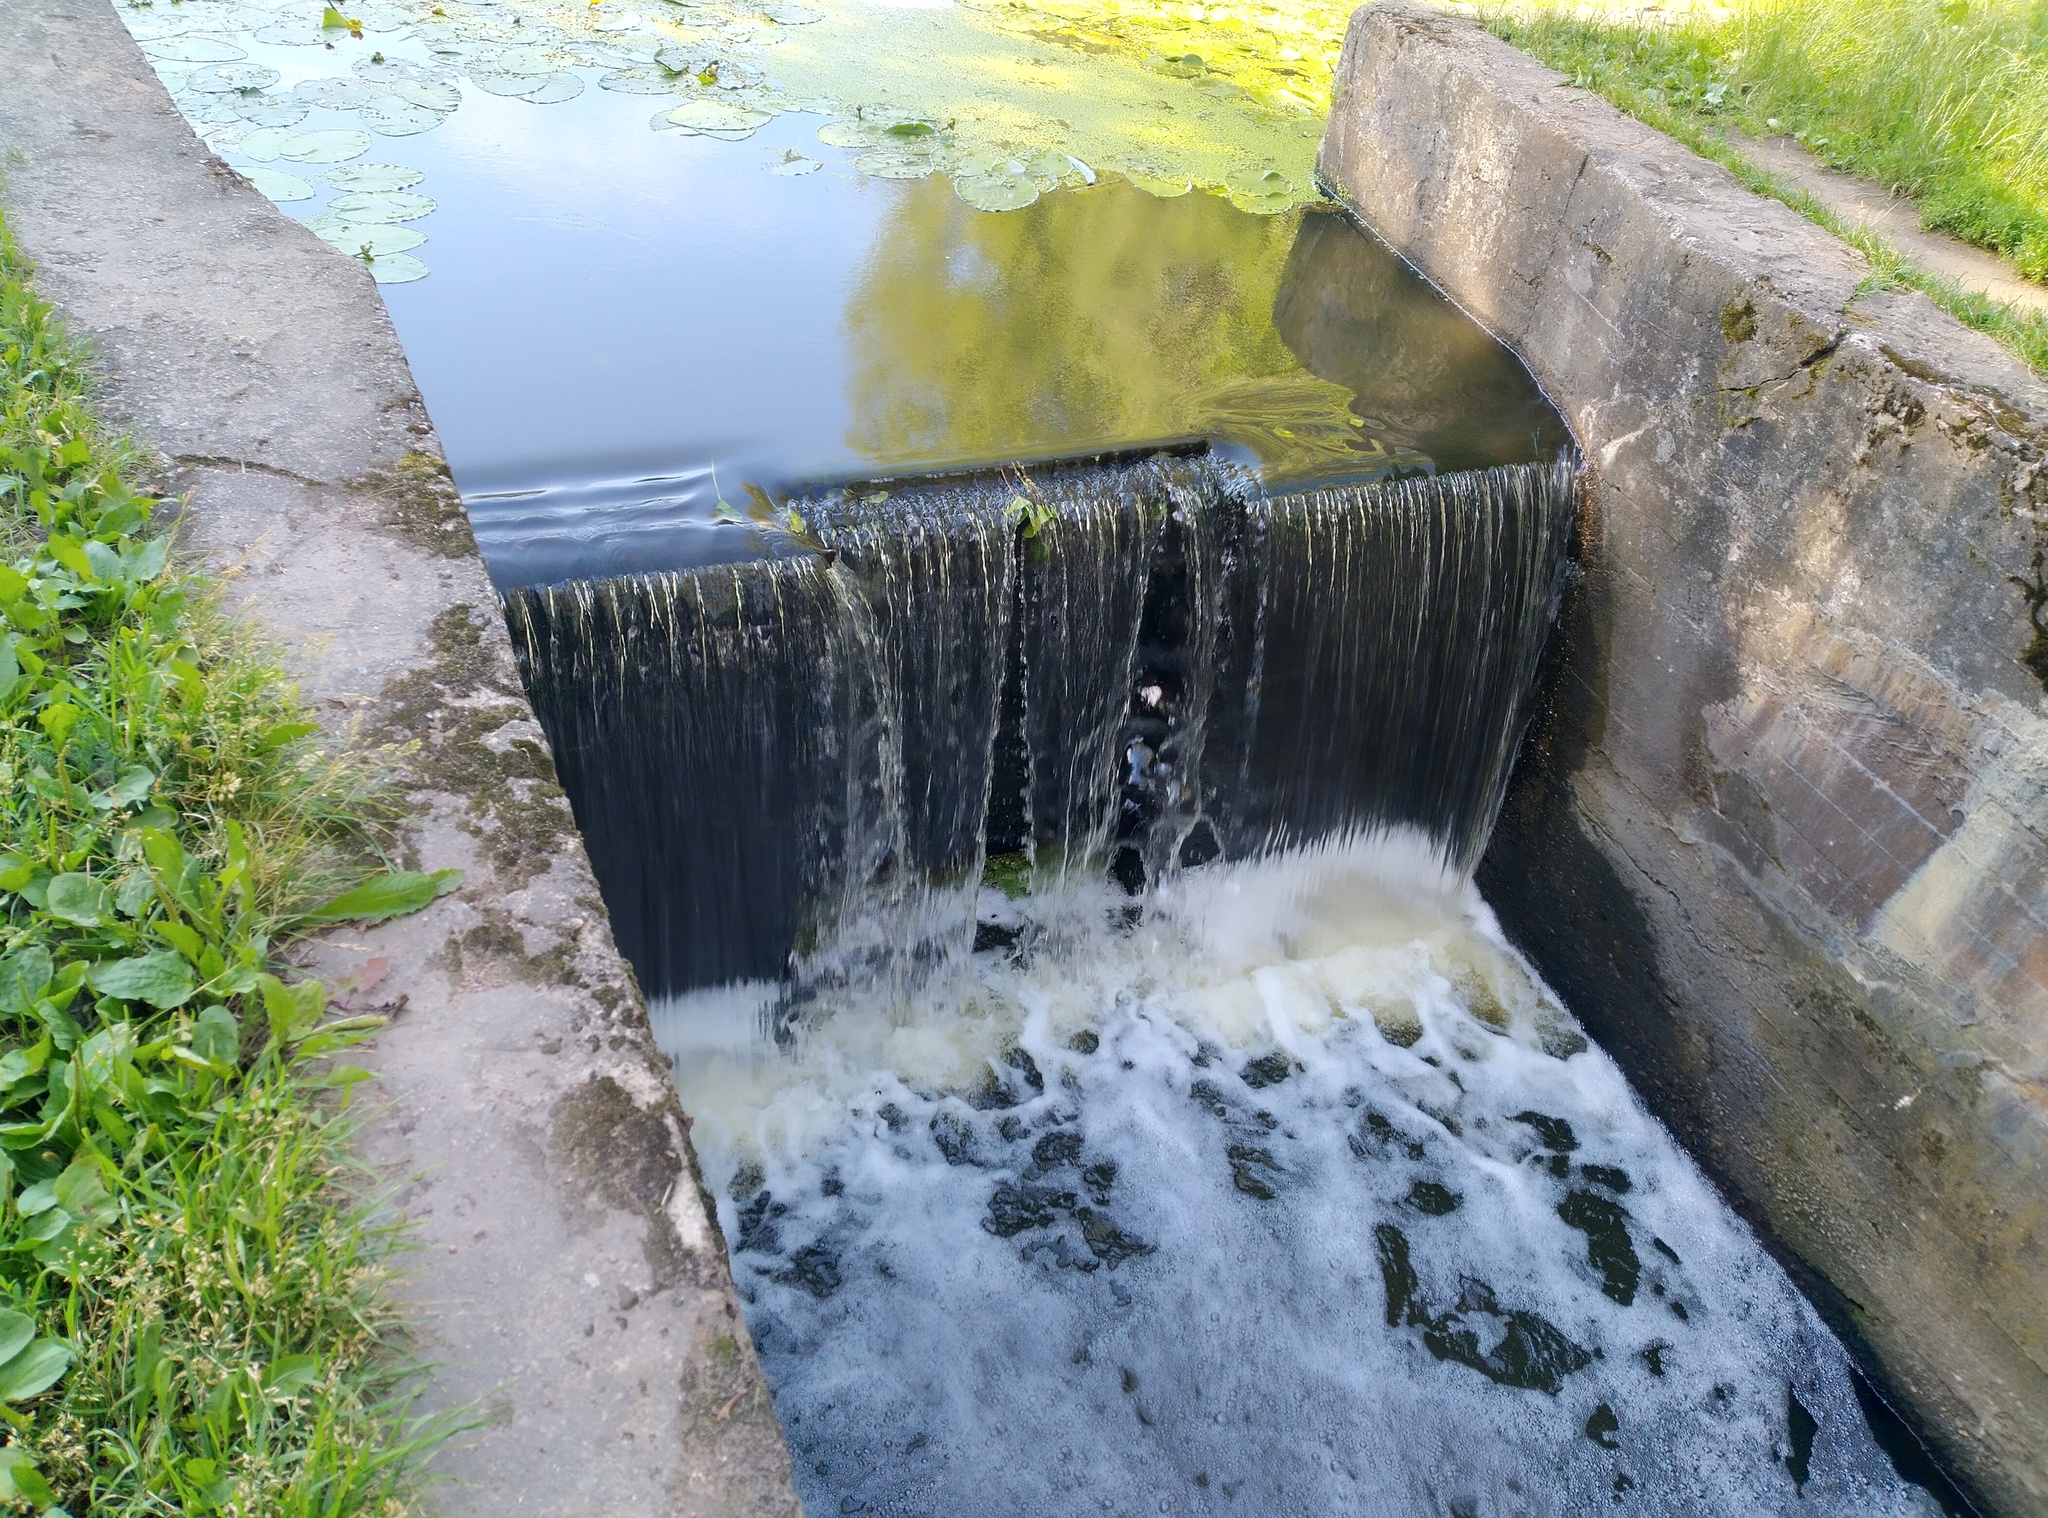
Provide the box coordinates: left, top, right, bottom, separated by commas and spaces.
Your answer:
0, 2, 800, 1512
1318, 6, 2048, 1511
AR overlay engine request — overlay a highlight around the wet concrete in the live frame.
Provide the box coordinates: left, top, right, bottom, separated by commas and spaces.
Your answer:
1320, 6, 2048, 1512
0, 1, 801, 1511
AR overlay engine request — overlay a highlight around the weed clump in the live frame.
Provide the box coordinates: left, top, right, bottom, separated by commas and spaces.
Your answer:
1491, 0, 2048, 376
0, 215, 452, 1513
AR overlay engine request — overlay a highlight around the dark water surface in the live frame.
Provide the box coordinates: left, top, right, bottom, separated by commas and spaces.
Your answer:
371, 88, 1564, 585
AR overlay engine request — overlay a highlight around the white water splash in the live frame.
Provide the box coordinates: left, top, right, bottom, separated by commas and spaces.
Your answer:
659, 839, 1943, 1517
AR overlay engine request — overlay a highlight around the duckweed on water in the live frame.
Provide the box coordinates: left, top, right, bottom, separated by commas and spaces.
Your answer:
121, 0, 1355, 286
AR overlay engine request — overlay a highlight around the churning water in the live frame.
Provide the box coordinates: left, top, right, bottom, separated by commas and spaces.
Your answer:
508, 456, 1950, 1516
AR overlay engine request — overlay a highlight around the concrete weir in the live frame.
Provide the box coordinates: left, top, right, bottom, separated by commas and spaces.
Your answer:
1319, 5, 2048, 1511
0, 1, 801, 1512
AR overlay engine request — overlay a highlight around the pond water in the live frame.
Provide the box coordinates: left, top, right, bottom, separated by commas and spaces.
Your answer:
118, 0, 1561, 585
123, 0, 1965, 1512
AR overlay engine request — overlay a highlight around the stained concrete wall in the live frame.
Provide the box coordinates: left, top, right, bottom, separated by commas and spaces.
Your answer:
0, 2, 801, 1512
1319, 6, 2048, 1511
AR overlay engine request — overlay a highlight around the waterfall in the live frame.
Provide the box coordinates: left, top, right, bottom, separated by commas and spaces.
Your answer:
503, 455, 1577, 1006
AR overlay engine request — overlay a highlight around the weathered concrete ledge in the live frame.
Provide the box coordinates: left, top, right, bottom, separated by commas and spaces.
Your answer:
1320, 5, 2048, 1510
0, 2, 800, 1511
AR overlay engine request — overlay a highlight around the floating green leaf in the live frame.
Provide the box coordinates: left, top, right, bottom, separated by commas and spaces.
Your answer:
1225, 166, 1293, 214
360, 97, 451, 135
233, 93, 310, 128
142, 35, 247, 62
315, 220, 427, 258
277, 128, 374, 164
665, 98, 773, 137
325, 161, 424, 192
243, 166, 316, 203
815, 121, 872, 148
253, 20, 328, 45
328, 189, 438, 223
524, 72, 587, 104
954, 169, 1039, 212
601, 65, 682, 95
852, 149, 936, 179
1124, 170, 1192, 198
365, 252, 432, 284
183, 62, 280, 93
233, 124, 294, 162
294, 76, 379, 109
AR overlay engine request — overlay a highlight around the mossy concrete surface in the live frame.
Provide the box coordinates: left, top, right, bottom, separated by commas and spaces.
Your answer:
1320, 6, 2048, 1511
0, 1, 801, 1511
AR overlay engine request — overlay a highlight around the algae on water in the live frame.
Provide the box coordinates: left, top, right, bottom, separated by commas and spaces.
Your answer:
120, 0, 1351, 284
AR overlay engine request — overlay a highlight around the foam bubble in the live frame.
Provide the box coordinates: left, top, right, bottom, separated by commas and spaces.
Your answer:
662, 843, 1944, 1516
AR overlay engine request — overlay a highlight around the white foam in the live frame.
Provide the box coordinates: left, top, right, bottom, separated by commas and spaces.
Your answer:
661, 842, 1945, 1517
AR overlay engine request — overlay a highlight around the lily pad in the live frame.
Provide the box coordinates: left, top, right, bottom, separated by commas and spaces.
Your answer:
354, 55, 456, 85
1225, 167, 1294, 214
360, 97, 451, 135
815, 121, 872, 149
329, 189, 438, 222
954, 169, 1039, 212
523, 72, 586, 104
233, 125, 295, 162
471, 68, 552, 97
326, 162, 425, 192
243, 166, 316, 202
142, 35, 246, 62
315, 221, 428, 257
758, 1, 822, 21
493, 44, 565, 75
390, 77, 463, 110
277, 128, 374, 164
601, 66, 682, 94
295, 76, 380, 109
852, 149, 937, 179
592, 9, 647, 31
233, 93, 310, 128
354, 249, 430, 283
665, 98, 773, 137
1125, 170, 1191, 198
251, 20, 328, 45
184, 62, 281, 93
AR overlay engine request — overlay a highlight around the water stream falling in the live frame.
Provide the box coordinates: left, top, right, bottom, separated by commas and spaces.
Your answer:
507, 455, 1946, 1516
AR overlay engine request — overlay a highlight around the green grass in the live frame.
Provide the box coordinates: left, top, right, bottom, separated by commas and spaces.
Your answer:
0, 213, 457, 1514
1487, 0, 2048, 377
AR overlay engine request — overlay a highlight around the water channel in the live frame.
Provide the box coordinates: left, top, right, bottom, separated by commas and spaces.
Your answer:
122, 0, 1964, 1510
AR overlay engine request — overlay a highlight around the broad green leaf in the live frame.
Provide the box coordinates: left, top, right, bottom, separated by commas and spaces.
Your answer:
44, 873, 104, 926
0, 1339, 67, 1401
191, 1005, 240, 1068
37, 703, 80, 746
0, 947, 53, 1014
152, 920, 204, 964
89, 952, 197, 1010
302, 868, 462, 924
259, 973, 327, 1044
52, 1156, 116, 1225
110, 766, 156, 805
0, 1311, 34, 1366
0, 1446, 52, 1506
266, 1353, 321, 1395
